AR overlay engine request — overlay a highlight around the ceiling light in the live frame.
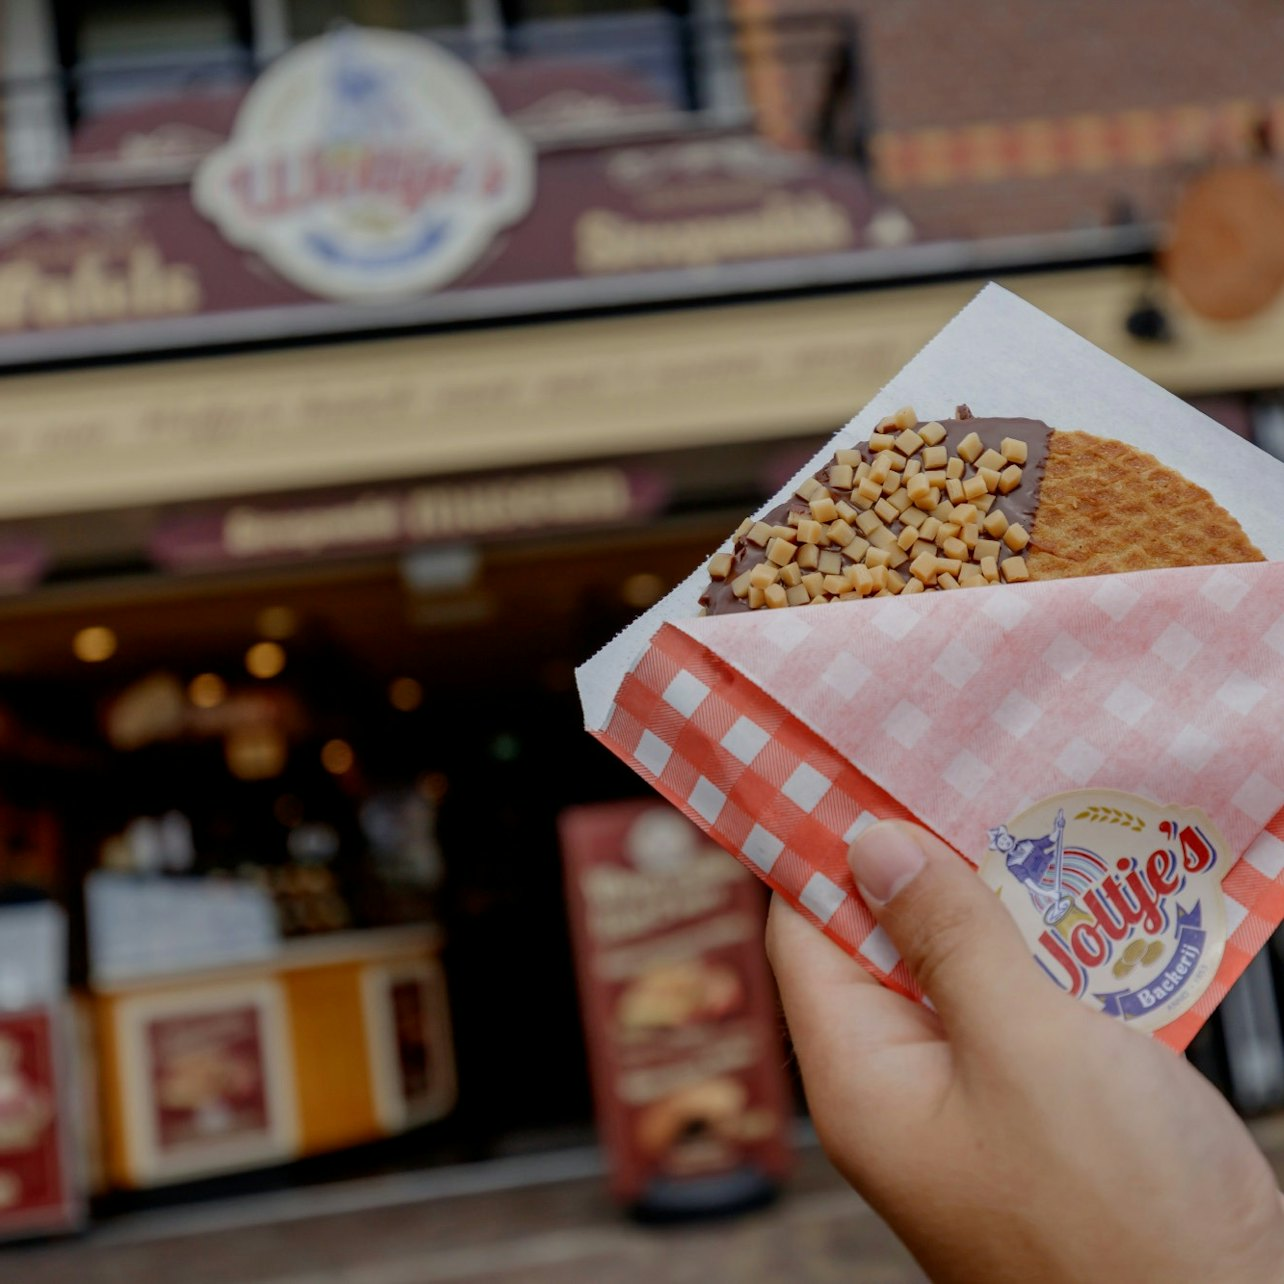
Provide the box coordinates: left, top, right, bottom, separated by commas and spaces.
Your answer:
73, 626, 117, 663
256, 606, 299, 640
188, 673, 227, 709
245, 641, 286, 679
620, 573, 666, 608
388, 677, 423, 711
321, 739, 354, 775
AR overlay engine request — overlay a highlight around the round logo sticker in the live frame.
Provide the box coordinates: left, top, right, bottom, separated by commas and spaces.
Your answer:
978, 790, 1229, 1032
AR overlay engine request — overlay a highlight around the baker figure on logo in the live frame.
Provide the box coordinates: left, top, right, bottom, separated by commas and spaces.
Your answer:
987, 809, 1071, 926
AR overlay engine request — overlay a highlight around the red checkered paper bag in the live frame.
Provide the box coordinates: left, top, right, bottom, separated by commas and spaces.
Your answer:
577, 286, 1284, 1052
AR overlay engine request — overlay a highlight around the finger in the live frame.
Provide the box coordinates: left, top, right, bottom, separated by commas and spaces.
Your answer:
766, 895, 947, 1181
846, 820, 1049, 1035
765, 894, 942, 1067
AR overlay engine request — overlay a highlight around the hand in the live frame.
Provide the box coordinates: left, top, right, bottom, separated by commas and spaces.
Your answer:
766, 820, 1284, 1284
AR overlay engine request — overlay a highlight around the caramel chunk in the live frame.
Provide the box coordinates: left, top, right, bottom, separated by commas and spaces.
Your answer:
766, 536, 796, 567
1004, 523, 1030, 552
826, 519, 855, 548
997, 464, 1023, 495
909, 551, 938, 584
895, 429, 925, 457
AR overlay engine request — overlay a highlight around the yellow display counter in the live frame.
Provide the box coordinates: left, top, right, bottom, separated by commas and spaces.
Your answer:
91, 925, 454, 1189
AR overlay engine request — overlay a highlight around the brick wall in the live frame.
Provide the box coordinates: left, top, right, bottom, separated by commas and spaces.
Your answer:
732, 0, 1284, 241
822, 0, 1284, 131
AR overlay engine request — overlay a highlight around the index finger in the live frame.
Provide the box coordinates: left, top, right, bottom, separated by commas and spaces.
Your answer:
765, 894, 944, 1062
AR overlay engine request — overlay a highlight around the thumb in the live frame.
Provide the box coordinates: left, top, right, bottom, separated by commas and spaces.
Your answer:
848, 819, 1049, 1033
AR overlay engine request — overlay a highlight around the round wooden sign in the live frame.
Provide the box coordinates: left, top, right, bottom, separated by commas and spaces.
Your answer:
1162, 163, 1284, 321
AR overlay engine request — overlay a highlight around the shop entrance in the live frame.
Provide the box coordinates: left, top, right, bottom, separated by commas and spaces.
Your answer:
0, 507, 744, 1198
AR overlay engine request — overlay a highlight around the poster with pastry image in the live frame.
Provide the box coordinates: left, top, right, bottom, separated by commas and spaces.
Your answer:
0, 1009, 81, 1238
114, 980, 297, 1184
560, 800, 791, 1212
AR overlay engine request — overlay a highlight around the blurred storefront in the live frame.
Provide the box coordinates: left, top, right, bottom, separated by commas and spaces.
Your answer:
0, 0, 1282, 1235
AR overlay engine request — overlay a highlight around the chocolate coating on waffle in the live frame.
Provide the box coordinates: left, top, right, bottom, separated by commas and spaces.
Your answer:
700, 410, 1052, 614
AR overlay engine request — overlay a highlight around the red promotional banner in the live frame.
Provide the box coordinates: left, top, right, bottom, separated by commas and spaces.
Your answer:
559, 799, 791, 1215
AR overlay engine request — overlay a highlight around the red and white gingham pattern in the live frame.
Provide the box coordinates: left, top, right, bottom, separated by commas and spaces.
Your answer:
594, 562, 1284, 1053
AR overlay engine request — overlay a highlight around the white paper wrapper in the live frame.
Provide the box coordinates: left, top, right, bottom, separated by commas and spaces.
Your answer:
576, 284, 1284, 1050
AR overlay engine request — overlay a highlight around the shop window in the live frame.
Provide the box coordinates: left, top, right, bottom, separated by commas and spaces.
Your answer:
52, 0, 255, 125
281, 0, 728, 116
500, 0, 704, 112
39, 0, 736, 151
285, 0, 469, 42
